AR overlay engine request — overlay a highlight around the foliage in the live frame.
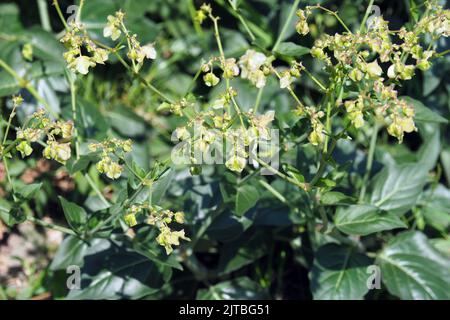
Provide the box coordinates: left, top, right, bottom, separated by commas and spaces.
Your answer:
0, 0, 449, 300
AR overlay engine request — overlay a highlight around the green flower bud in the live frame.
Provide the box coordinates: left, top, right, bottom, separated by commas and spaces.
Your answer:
225, 155, 246, 173
124, 213, 137, 227
203, 72, 220, 87
17, 141, 33, 158
174, 212, 185, 224
22, 43, 33, 61
365, 60, 382, 78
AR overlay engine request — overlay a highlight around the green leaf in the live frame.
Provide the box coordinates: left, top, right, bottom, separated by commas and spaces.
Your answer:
335, 204, 407, 236
76, 99, 109, 140
50, 236, 102, 270
150, 168, 174, 204
321, 191, 354, 205
235, 184, 259, 216
416, 124, 440, 171
196, 277, 269, 300
310, 244, 372, 300
66, 154, 98, 175
108, 105, 147, 138
273, 42, 310, 57
0, 199, 26, 227
0, 72, 19, 97
15, 183, 42, 200
370, 164, 428, 215
418, 184, 450, 232
401, 96, 448, 124
67, 239, 170, 299
59, 197, 88, 233
441, 148, 450, 184
217, 232, 269, 276
377, 231, 450, 300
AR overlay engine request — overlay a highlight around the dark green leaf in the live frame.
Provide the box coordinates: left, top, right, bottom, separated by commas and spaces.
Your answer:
335, 204, 407, 236
59, 197, 88, 233
196, 277, 269, 300
370, 164, 428, 215
273, 42, 310, 57
235, 184, 259, 216
310, 244, 372, 300
401, 96, 447, 124
377, 231, 450, 300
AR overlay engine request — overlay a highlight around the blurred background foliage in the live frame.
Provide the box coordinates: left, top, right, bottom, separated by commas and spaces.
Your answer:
0, 0, 449, 300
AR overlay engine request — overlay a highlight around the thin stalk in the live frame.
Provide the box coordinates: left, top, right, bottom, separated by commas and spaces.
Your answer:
258, 179, 287, 204
324, 100, 332, 153
184, 66, 203, 96
360, 0, 375, 33
253, 88, 263, 114
84, 173, 110, 207
210, 14, 246, 128
52, 0, 69, 30
69, 76, 80, 159
272, 0, 301, 51
114, 53, 174, 104
272, 67, 305, 110
2, 158, 17, 202
27, 216, 76, 236
76, 0, 85, 23
303, 68, 327, 92
435, 49, 450, 58
227, 0, 256, 42
2, 105, 18, 146
318, 206, 329, 232
358, 123, 379, 202
314, 5, 352, 34
0, 59, 58, 119
309, 138, 337, 187
256, 157, 308, 191
38, 0, 52, 32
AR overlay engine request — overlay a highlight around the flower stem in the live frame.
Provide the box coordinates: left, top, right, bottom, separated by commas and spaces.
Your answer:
27, 216, 76, 236
358, 123, 379, 202
2, 158, 17, 202
76, 0, 85, 23
360, 0, 375, 33
52, 0, 69, 30
69, 75, 80, 159
226, 0, 256, 42
0, 59, 59, 119
84, 173, 110, 207
303, 68, 327, 92
314, 5, 352, 34
114, 52, 174, 104
37, 0, 52, 32
272, 0, 301, 51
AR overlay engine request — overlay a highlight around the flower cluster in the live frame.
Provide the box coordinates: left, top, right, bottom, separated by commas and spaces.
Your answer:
194, 3, 212, 25
123, 203, 189, 254
88, 138, 132, 179
201, 55, 240, 87
238, 49, 270, 88
61, 22, 109, 75
172, 98, 277, 174
279, 61, 304, 89
296, 8, 311, 36
301, 2, 449, 142
16, 109, 73, 164
103, 11, 157, 71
